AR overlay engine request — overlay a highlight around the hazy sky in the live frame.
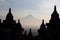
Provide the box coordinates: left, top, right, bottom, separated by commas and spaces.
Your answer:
0, 0, 60, 23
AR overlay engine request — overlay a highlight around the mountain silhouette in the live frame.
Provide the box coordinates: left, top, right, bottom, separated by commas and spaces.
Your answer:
20, 15, 40, 36
21, 15, 41, 26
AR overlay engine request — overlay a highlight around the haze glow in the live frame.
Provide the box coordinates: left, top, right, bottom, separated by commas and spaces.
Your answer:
0, 0, 60, 25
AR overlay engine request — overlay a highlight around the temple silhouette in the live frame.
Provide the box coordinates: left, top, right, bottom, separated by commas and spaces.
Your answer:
0, 5, 60, 40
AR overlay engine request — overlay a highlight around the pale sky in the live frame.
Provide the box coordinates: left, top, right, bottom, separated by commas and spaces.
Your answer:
0, 0, 60, 23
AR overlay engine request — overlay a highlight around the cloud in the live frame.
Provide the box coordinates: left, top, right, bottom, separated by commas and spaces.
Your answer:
0, 0, 41, 10
0, 0, 5, 3
0, 0, 60, 23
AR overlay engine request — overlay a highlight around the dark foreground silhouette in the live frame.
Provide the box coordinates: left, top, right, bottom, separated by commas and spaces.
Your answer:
0, 5, 60, 40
